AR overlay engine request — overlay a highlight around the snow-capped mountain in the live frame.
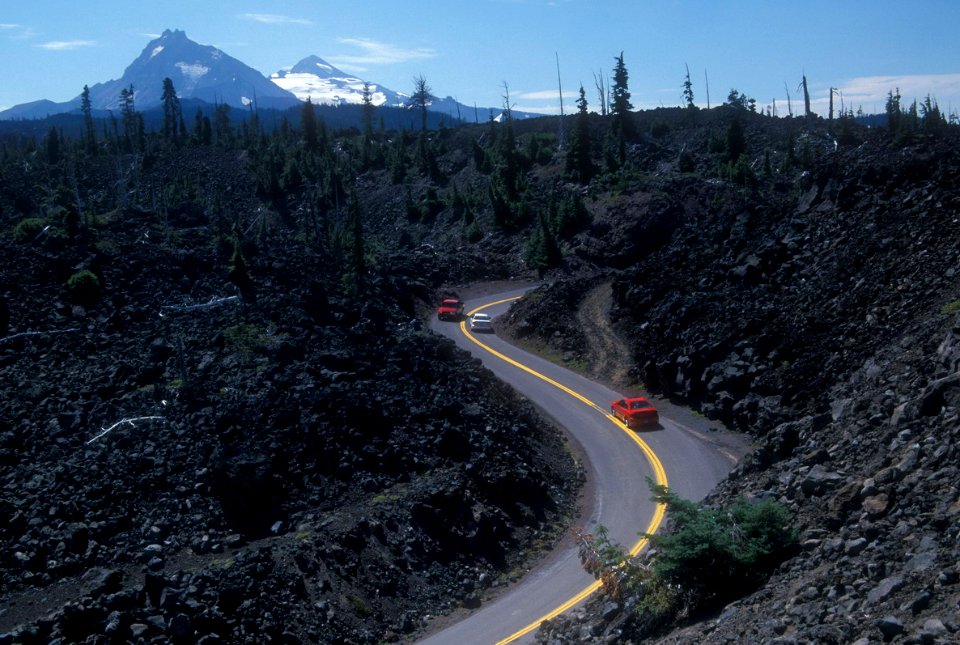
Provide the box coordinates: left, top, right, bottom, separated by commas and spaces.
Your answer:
268, 56, 539, 122
0, 29, 299, 120
0, 30, 541, 123
270, 56, 406, 107
87, 29, 299, 111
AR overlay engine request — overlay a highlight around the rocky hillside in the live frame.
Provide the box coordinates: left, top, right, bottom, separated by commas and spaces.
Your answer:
0, 144, 580, 643
496, 117, 960, 641
1, 98, 958, 644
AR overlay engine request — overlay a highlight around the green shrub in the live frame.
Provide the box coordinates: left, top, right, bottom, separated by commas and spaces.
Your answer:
465, 220, 482, 243
223, 323, 282, 357
576, 524, 680, 631
718, 156, 756, 186
66, 270, 101, 306
578, 482, 796, 633
941, 299, 960, 315
13, 218, 46, 244
650, 120, 670, 139
644, 482, 796, 607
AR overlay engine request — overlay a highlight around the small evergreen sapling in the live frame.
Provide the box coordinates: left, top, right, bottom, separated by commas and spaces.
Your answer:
67, 270, 101, 307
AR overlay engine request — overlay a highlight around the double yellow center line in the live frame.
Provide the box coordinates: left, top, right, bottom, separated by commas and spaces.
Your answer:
459, 297, 668, 644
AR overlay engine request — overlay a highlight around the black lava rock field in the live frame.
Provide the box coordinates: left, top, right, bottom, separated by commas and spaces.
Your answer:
2, 100, 960, 645
0, 143, 579, 643
498, 113, 960, 642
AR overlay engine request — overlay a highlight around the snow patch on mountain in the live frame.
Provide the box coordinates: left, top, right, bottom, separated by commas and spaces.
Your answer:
270, 73, 390, 106
176, 62, 209, 82
270, 55, 405, 107
151, 46, 164, 59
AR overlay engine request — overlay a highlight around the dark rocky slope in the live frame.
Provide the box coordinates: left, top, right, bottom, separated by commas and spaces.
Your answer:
0, 147, 580, 643
2, 101, 958, 644
498, 123, 960, 642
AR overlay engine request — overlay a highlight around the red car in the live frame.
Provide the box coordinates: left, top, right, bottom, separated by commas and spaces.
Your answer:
611, 397, 659, 428
437, 298, 465, 321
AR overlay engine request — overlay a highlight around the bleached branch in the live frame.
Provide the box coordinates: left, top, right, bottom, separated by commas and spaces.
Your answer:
159, 295, 239, 316
86, 416, 165, 444
0, 327, 79, 344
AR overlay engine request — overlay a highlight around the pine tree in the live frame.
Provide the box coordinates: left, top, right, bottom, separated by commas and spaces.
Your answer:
683, 64, 695, 110
360, 82, 375, 138
390, 132, 407, 184
610, 52, 634, 139
885, 88, 902, 133
81, 85, 96, 154
192, 108, 212, 146
347, 189, 366, 293
215, 103, 233, 148
44, 126, 60, 165
565, 85, 594, 184
301, 97, 318, 152
726, 118, 745, 163
920, 94, 946, 133
409, 75, 434, 131
119, 85, 137, 152
229, 239, 255, 302
494, 123, 520, 201
161, 77, 182, 145
525, 213, 561, 277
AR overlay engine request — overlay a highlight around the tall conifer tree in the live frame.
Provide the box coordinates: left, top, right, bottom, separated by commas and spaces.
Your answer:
301, 97, 318, 152
565, 85, 594, 183
161, 77, 182, 145
81, 85, 96, 154
611, 52, 634, 138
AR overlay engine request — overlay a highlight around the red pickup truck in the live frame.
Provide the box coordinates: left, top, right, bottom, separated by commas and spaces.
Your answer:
437, 298, 465, 321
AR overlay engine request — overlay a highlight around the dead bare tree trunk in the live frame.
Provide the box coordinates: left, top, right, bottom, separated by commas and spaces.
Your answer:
501, 81, 513, 122
556, 52, 566, 150
593, 71, 607, 116
784, 82, 794, 117
704, 69, 711, 109
800, 74, 812, 121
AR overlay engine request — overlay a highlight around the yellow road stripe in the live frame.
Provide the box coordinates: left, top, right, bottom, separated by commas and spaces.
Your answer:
460, 297, 669, 644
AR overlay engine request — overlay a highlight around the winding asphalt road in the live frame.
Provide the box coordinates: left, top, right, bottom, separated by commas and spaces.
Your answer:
419, 287, 745, 645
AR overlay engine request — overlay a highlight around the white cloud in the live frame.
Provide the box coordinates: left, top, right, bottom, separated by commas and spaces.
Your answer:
328, 37, 436, 70
239, 13, 312, 26
511, 104, 560, 115
515, 89, 578, 100
838, 73, 960, 102
0, 23, 36, 40
35, 40, 97, 51
803, 73, 960, 115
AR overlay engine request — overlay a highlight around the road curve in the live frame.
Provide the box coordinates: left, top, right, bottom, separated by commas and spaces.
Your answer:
418, 287, 742, 645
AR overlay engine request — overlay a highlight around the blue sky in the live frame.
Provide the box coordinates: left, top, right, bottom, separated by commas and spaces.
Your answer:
2, 0, 960, 117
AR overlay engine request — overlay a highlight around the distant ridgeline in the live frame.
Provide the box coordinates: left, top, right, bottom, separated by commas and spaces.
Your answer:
0, 100, 492, 140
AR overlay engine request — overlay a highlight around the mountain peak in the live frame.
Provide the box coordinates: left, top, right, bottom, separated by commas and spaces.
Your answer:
270, 56, 403, 107
84, 30, 297, 112
154, 28, 191, 46
289, 55, 344, 77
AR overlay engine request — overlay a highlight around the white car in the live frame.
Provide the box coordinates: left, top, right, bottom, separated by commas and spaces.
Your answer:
469, 312, 494, 333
